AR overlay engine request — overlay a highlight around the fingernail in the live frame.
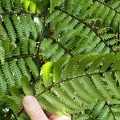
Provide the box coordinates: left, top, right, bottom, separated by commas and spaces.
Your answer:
23, 96, 34, 105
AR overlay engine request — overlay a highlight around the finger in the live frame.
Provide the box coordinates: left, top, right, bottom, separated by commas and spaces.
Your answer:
23, 96, 48, 120
49, 114, 71, 120
44, 111, 52, 118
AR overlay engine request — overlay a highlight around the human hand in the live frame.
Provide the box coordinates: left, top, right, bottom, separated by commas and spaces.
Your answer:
23, 96, 71, 120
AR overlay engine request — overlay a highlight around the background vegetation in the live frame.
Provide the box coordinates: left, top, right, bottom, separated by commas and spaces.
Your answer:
0, 0, 120, 119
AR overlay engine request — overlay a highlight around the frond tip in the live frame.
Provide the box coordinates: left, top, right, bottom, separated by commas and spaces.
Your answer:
41, 62, 53, 87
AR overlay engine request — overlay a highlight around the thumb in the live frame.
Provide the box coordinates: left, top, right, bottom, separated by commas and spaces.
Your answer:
23, 96, 48, 120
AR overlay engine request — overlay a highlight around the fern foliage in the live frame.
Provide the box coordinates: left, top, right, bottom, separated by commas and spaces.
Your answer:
0, 0, 120, 119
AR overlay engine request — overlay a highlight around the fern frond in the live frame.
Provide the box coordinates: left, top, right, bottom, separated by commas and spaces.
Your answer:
0, 46, 5, 64
51, 85, 84, 110
19, 14, 30, 38
50, 0, 65, 12
98, 105, 111, 120
115, 71, 120, 86
41, 62, 53, 87
0, 23, 8, 40
60, 81, 88, 106
3, 16, 16, 42
45, 3, 118, 60
101, 34, 116, 40
2, 62, 15, 87
69, 80, 95, 103
90, 101, 105, 119
20, 36, 29, 55
29, 1, 36, 13
0, 1, 3, 13
42, 43, 59, 59
0, 0, 120, 119
25, 57, 39, 79
91, 74, 112, 101
29, 39, 36, 54
40, 91, 77, 114
18, 58, 31, 80
21, 76, 33, 95
10, 86, 23, 109
73, 114, 89, 120
12, 44, 21, 56
22, 0, 30, 11
12, 15, 23, 37
12, 0, 22, 12
34, 17, 43, 35
1, 0, 12, 12
9, 60, 22, 87
38, 95, 62, 115
0, 69, 7, 95
27, 15, 38, 40
103, 72, 120, 99
2, 39, 16, 58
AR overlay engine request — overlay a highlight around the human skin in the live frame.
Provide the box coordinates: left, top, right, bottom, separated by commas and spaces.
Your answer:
23, 96, 71, 120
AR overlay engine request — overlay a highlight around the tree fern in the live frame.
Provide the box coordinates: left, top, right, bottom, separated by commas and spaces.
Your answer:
0, 0, 120, 119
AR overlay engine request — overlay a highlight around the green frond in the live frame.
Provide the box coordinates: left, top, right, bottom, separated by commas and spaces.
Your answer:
90, 101, 106, 119
10, 86, 23, 109
12, 15, 23, 37
35, 80, 46, 96
50, 0, 65, 12
98, 105, 111, 120
103, 72, 120, 99
21, 76, 33, 95
91, 74, 112, 101
27, 15, 38, 40
29, 1, 36, 13
12, 0, 22, 12
80, 76, 104, 101
37, 95, 62, 115
18, 58, 31, 80
0, 69, 7, 95
9, 60, 22, 87
115, 71, 120, 85
41, 62, 53, 87
2, 39, 16, 58
40, 91, 77, 114
40, 38, 53, 51
29, 39, 36, 54
0, 0, 120, 119
12, 44, 21, 56
34, 17, 43, 35
0, 1, 3, 13
1, 0, 12, 12
0, 46, 5, 64
40, 53, 120, 102
101, 34, 116, 40
3, 16, 16, 42
0, 23, 8, 40
69, 80, 95, 103
25, 57, 39, 79
19, 15, 30, 38
20, 36, 29, 55
45, 2, 118, 59
22, 0, 30, 11
51, 85, 84, 110
73, 114, 89, 120
60, 81, 87, 106
2, 62, 15, 87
